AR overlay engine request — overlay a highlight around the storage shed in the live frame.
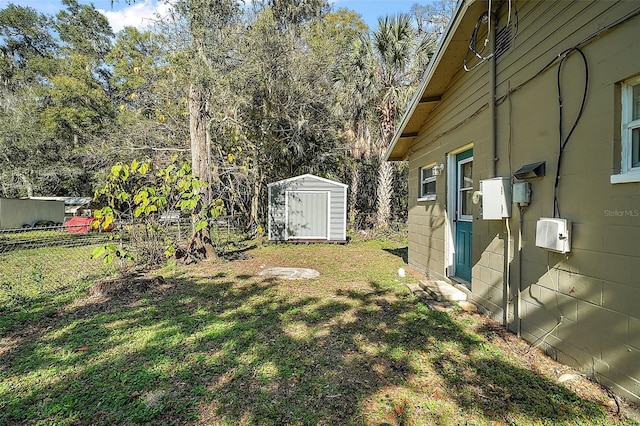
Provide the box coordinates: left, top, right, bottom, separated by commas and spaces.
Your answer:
268, 174, 347, 242
0, 198, 65, 229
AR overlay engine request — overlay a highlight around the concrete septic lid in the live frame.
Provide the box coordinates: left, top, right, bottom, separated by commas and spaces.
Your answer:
259, 267, 320, 280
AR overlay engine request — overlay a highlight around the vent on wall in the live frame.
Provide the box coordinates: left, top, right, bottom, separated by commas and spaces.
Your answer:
495, 24, 512, 58
536, 218, 571, 253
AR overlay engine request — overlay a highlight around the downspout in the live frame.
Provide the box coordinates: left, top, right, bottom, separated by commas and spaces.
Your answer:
505, 217, 512, 329
517, 206, 524, 337
487, 6, 510, 328
489, 8, 497, 179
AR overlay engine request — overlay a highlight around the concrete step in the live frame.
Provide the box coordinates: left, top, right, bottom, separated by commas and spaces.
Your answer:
419, 280, 467, 302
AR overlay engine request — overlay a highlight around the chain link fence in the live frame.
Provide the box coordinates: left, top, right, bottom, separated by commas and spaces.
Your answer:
0, 216, 251, 306
0, 225, 117, 311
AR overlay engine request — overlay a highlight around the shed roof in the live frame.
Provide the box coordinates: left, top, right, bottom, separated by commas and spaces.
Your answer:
267, 174, 348, 188
385, 0, 486, 161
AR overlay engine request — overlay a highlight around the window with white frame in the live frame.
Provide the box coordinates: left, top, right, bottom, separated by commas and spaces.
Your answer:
418, 165, 437, 200
612, 75, 640, 183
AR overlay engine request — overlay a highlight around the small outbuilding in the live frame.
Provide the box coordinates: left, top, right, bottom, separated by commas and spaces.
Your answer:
268, 174, 347, 243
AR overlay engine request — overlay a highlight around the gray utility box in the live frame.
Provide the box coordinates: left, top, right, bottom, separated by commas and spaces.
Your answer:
480, 177, 512, 219
512, 181, 531, 206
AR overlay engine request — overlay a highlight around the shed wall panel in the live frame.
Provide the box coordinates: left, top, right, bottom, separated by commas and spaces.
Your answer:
0, 199, 65, 229
268, 175, 346, 242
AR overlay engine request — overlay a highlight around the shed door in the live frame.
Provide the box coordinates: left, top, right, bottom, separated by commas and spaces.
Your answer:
286, 191, 328, 240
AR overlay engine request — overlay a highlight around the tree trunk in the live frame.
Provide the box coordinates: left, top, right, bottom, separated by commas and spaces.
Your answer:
189, 84, 212, 205
376, 99, 396, 229
379, 97, 396, 146
376, 160, 393, 228
249, 174, 264, 231
20, 173, 33, 197
188, 226, 217, 261
188, 83, 217, 261
349, 163, 360, 228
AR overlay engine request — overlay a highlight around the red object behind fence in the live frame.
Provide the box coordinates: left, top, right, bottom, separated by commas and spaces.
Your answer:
64, 217, 95, 233
64, 216, 115, 233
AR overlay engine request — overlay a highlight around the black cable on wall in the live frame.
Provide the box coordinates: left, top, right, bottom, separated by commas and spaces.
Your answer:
553, 47, 588, 218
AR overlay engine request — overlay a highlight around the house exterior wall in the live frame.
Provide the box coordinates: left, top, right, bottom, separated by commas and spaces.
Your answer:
407, 16, 506, 320
405, 0, 640, 403
268, 175, 347, 242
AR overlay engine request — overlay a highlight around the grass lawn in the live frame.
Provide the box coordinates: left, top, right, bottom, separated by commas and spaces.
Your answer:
0, 236, 636, 425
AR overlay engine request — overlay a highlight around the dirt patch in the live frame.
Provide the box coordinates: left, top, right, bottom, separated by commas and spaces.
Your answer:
258, 267, 320, 280
0, 336, 20, 357
88, 274, 171, 298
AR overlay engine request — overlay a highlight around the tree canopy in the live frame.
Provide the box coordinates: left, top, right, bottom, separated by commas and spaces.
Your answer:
0, 0, 454, 231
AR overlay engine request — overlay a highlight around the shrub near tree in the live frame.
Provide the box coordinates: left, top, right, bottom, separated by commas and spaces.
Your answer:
92, 157, 224, 267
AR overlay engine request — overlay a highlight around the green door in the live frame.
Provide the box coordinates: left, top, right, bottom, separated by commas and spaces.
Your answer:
455, 150, 473, 283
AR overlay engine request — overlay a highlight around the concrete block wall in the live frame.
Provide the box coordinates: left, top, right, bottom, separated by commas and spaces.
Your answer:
401, 0, 640, 406
492, 0, 640, 405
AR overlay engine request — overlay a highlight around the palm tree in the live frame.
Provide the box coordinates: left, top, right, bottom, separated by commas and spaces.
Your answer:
333, 34, 378, 227
371, 14, 416, 228
334, 14, 434, 229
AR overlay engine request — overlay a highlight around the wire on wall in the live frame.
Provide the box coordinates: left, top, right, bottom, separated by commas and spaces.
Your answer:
507, 80, 513, 178
464, 0, 515, 72
553, 47, 588, 218
495, 5, 640, 107
463, 11, 493, 72
485, 0, 492, 48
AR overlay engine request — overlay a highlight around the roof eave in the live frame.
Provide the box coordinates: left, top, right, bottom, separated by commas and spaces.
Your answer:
384, 0, 479, 161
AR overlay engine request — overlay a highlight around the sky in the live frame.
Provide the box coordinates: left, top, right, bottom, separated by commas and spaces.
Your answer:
0, 0, 432, 33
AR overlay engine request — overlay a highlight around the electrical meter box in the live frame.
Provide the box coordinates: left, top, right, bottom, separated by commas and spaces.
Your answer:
536, 218, 571, 253
480, 177, 512, 219
512, 181, 531, 206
